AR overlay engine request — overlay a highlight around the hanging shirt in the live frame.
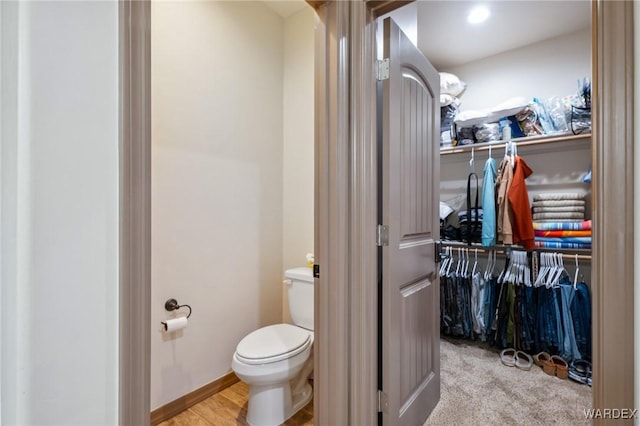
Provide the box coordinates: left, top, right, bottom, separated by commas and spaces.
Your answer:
507, 156, 535, 249
495, 158, 514, 244
481, 157, 497, 247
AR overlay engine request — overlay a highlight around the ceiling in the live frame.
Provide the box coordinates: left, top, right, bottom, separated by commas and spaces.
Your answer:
262, 0, 308, 18
261, 1, 591, 70
406, 1, 592, 70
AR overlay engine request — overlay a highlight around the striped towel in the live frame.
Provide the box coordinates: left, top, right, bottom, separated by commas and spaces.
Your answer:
533, 220, 592, 231
534, 241, 591, 249
532, 212, 584, 221
534, 237, 592, 244
535, 230, 592, 238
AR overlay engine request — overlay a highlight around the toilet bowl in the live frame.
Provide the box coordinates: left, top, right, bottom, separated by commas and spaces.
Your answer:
232, 323, 313, 425
231, 267, 315, 426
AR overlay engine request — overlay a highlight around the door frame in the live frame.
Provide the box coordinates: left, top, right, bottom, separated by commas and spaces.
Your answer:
119, 0, 634, 424
119, 2, 151, 425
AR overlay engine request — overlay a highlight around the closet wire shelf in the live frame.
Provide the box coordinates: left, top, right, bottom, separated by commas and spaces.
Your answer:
440, 132, 591, 156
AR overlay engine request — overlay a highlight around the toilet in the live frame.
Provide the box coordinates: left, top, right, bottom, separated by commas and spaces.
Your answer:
231, 267, 314, 426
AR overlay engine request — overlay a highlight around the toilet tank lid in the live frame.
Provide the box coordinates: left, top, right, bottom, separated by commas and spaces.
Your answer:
284, 267, 313, 282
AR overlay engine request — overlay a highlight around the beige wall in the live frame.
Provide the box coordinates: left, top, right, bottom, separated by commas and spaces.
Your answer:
151, 1, 285, 409
282, 7, 315, 322
443, 29, 591, 112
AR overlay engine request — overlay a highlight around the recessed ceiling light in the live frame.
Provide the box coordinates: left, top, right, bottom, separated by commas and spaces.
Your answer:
467, 5, 490, 24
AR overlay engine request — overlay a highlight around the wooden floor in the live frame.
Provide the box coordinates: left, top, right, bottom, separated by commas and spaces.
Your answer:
158, 381, 314, 426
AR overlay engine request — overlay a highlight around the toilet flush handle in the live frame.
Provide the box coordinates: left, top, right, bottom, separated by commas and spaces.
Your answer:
283, 279, 293, 287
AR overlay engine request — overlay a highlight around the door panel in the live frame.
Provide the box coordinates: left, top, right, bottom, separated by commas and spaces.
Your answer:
381, 17, 440, 425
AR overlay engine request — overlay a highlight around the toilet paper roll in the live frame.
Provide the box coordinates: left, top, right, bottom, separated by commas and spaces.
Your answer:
162, 316, 188, 332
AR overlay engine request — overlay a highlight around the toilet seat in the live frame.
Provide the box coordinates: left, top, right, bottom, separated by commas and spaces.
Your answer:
236, 323, 311, 365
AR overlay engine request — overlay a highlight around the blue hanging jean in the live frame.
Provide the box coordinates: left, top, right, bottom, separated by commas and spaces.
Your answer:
517, 285, 536, 352
536, 286, 562, 355
558, 279, 581, 361
570, 281, 592, 360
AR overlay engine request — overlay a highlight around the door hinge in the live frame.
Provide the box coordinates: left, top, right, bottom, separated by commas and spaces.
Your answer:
376, 225, 389, 246
377, 58, 389, 81
313, 264, 320, 279
377, 390, 388, 413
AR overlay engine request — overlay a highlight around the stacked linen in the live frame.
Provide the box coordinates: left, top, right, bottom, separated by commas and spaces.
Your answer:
533, 220, 592, 249
531, 193, 591, 249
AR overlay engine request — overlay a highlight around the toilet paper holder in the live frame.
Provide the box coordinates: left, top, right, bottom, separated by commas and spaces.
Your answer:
164, 298, 192, 319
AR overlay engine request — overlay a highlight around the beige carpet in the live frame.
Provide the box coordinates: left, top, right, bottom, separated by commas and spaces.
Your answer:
425, 338, 592, 426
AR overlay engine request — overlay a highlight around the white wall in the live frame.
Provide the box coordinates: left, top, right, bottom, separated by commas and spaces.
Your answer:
151, 1, 285, 409
1, 2, 119, 425
282, 7, 315, 321
444, 29, 591, 112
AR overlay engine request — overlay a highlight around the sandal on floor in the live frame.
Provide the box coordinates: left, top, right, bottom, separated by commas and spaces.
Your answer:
533, 351, 551, 368
536, 352, 556, 376
515, 351, 533, 371
500, 348, 517, 367
551, 355, 569, 379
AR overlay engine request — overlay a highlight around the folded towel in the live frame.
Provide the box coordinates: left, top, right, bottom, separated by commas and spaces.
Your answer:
532, 200, 586, 208
533, 220, 592, 231
534, 241, 591, 249
533, 193, 586, 201
534, 230, 592, 238
534, 237, 592, 244
532, 206, 585, 213
533, 212, 584, 221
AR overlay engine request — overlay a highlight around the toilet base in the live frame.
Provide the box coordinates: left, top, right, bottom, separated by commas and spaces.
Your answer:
246, 381, 312, 426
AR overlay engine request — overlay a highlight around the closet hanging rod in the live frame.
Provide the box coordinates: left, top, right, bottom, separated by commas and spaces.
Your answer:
440, 132, 591, 156
438, 240, 592, 261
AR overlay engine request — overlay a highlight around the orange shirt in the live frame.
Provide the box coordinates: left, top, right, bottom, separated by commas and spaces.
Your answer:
507, 156, 535, 249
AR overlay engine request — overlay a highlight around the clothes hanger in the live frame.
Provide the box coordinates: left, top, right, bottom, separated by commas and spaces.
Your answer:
484, 250, 494, 281
497, 255, 507, 284
509, 140, 517, 168
548, 252, 567, 288
543, 252, 556, 288
439, 247, 448, 277
518, 252, 525, 286
446, 247, 454, 277
573, 254, 580, 290
469, 147, 475, 174
472, 248, 478, 277
534, 252, 547, 287
544, 253, 555, 288
462, 248, 468, 278
490, 250, 497, 278
519, 252, 527, 287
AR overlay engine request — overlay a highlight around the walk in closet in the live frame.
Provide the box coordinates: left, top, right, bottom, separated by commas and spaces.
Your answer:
383, 1, 594, 422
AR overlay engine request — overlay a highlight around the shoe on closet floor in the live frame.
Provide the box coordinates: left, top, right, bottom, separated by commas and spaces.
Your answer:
551, 355, 569, 379
499, 348, 517, 367
533, 351, 550, 368
534, 352, 556, 376
515, 351, 533, 371
568, 359, 592, 385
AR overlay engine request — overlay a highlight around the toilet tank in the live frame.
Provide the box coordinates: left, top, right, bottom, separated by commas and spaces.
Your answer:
284, 267, 314, 331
